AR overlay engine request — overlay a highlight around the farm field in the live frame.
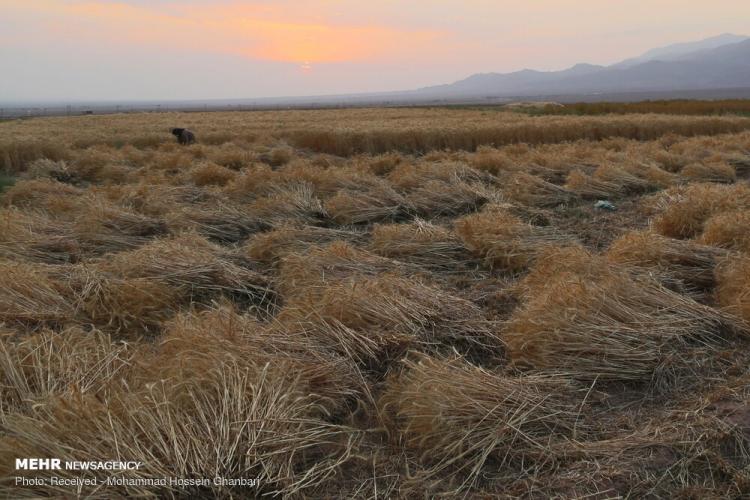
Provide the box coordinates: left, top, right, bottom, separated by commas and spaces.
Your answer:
3, 108, 750, 497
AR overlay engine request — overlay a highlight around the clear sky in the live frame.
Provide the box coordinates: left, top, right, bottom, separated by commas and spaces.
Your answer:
1, 0, 749, 101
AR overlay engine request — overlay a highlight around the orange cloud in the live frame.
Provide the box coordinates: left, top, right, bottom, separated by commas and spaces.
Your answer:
5, 0, 443, 64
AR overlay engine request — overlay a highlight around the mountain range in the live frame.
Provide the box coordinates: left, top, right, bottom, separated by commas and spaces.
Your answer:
411, 33, 750, 100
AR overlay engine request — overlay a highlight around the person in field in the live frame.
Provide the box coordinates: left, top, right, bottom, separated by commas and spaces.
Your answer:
171, 127, 196, 145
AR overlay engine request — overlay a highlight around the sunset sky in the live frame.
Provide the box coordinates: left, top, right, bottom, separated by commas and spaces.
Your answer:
1, 0, 749, 101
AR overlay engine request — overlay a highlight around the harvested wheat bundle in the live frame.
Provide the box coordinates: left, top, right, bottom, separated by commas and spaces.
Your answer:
246, 225, 364, 264
0, 359, 360, 498
325, 185, 412, 225
554, 388, 750, 498
388, 161, 492, 191
279, 273, 500, 351
565, 169, 623, 199
280, 161, 384, 198
379, 353, 583, 494
278, 241, 419, 296
653, 150, 690, 173
188, 161, 237, 187
1, 178, 82, 212
594, 164, 654, 193
167, 202, 267, 243
21, 158, 73, 182
270, 315, 413, 368
250, 182, 328, 226
0, 208, 80, 264
469, 146, 523, 176
715, 256, 750, 324
503, 172, 573, 207
727, 154, 750, 177
607, 230, 727, 290
506, 247, 741, 383
73, 198, 168, 255
70, 266, 181, 336
406, 178, 491, 217
151, 304, 363, 411
221, 164, 281, 201
455, 207, 574, 272
363, 152, 404, 176
0, 327, 132, 413
113, 183, 215, 218
652, 183, 750, 239
0, 260, 75, 328
701, 210, 750, 253
622, 161, 680, 188
99, 233, 274, 307
370, 220, 472, 271
681, 161, 736, 184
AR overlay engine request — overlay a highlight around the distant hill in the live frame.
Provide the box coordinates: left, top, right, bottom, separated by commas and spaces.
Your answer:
412, 34, 750, 99
613, 33, 748, 68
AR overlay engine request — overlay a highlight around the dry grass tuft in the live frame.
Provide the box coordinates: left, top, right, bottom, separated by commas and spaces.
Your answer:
505, 246, 740, 383
379, 353, 583, 494
455, 206, 574, 272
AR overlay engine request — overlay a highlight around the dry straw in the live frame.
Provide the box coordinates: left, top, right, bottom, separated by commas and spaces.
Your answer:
607, 230, 727, 290
680, 161, 736, 184
249, 182, 328, 226
406, 178, 491, 217
279, 272, 500, 352
565, 169, 623, 199
594, 164, 654, 193
325, 185, 411, 225
379, 353, 583, 494
700, 210, 750, 252
652, 183, 750, 239
715, 255, 750, 324
246, 225, 364, 264
456, 206, 574, 272
99, 232, 274, 307
503, 172, 573, 207
369, 220, 472, 271
505, 247, 741, 384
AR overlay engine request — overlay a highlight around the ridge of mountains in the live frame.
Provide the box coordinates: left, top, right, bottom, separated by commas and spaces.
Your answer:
411, 33, 750, 99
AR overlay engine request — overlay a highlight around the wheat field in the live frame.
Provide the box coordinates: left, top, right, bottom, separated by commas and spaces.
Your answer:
3, 108, 750, 497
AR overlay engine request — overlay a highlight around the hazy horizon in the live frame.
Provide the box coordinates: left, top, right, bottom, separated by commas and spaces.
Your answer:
2, 1, 750, 102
